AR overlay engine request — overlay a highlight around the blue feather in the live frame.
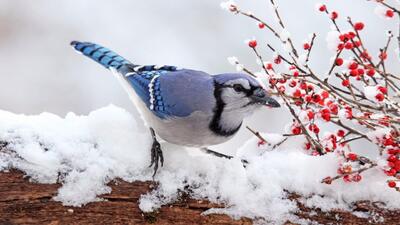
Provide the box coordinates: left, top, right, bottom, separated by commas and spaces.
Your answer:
70, 41, 131, 70
71, 41, 214, 119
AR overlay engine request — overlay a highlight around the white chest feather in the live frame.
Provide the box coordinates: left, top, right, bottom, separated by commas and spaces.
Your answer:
111, 69, 236, 147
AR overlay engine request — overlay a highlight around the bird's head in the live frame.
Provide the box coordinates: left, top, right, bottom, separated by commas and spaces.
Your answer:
208, 73, 280, 137
213, 73, 280, 115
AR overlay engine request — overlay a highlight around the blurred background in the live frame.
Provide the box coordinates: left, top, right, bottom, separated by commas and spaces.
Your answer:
0, 0, 398, 151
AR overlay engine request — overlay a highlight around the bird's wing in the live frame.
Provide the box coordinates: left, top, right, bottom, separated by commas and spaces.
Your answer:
70, 41, 215, 119
121, 67, 215, 119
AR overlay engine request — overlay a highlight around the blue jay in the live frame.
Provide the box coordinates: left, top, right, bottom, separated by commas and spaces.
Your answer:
71, 41, 280, 176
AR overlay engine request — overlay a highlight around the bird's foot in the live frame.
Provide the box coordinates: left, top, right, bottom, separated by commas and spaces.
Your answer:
201, 148, 248, 166
149, 128, 164, 179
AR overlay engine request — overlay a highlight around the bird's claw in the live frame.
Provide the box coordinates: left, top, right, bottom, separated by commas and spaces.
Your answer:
149, 139, 164, 178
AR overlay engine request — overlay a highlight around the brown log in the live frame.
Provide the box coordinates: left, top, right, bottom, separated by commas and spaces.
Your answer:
0, 170, 399, 225
0, 170, 251, 225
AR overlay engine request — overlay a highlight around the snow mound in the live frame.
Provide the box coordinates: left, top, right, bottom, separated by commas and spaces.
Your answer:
0, 105, 399, 224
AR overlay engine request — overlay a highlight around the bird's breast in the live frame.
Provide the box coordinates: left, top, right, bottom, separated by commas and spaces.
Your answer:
149, 111, 237, 147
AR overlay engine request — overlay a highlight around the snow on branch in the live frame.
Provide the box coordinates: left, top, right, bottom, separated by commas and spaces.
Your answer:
222, 0, 400, 190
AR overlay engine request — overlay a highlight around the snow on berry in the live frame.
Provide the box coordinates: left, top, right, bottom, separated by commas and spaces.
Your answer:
364, 86, 385, 102
220, 0, 238, 12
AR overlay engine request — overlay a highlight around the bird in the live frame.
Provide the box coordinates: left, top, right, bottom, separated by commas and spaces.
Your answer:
70, 41, 280, 177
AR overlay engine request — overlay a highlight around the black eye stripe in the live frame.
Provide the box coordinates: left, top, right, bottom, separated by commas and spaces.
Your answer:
222, 84, 258, 96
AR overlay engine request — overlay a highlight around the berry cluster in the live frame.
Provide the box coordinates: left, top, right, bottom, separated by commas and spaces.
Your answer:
223, 0, 400, 190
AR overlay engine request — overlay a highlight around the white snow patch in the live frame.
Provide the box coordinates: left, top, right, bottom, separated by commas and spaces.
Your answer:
0, 106, 400, 223
280, 29, 291, 41
326, 30, 340, 52
227, 56, 238, 65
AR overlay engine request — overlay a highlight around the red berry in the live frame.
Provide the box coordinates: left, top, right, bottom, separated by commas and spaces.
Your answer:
322, 176, 332, 184
386, 9, 394, 18
388, 155, 398, 162
343, 175, 351, 182
352, 174, 362, 182
257, 140, 266, 146
379, 51, 388, 60
318, 4, 326, 12
357, 68, 364, 76
293, 71, 299, 77
388, 149, 399, 155
300, 82, 307, 90
292, 126, 302, 135
248, 40, 257, 48
367, 69, 375, 77
348, 32, 356, 39
354, 22, 364, 31
348, 61, 358, 70
378, 86, 387, 94
335, 58, 344, 66
258, 22, 265, 29
313, 126, 320, 134
329, 103, 338, 115
312, 94, 321, 103
331, 11, 338, 20
307, 110, 315, 120
274, 56, 282, 64
386, 168, 397, 176
344, 42, 354, 50
303, 43, 310, 50
388, 181, 397, 188
293, 89, 302, 98
342, 79, 350, 87
337, 129, 345, 137
264, 62, 273, 70
394, 161, 400, 171
321, 112, 331, 122
278, 78, 287, 84
347, 153, 358, 161
375, 93, 385, 101
337, 43, 344, 50
309, 124, 320, 134
321, 91, 329, 99
350, 69, 358, 77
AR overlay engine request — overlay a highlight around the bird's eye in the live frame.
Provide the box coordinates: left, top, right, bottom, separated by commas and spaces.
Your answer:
233, 84, 245, 93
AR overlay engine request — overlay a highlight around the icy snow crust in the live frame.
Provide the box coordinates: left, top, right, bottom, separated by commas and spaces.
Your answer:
0, 105, 399, 224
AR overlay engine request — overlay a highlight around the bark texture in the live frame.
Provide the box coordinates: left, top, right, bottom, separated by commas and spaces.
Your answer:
0, 170, 399, 225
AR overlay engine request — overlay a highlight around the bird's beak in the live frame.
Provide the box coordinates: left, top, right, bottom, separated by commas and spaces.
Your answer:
251, 89, 281, 108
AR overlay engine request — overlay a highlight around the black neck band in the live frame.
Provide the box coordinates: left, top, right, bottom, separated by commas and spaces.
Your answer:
209, 81, 242, 137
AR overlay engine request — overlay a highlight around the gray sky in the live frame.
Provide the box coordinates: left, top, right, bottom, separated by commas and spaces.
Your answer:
0, 0, 398, 150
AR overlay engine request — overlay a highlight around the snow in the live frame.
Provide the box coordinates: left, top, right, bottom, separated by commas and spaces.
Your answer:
227, 56, 239, 65
374, 5, 387, 19
220, 0, 237, 12
280, 29, 291, 41
1, 105, 400, 224
326, 30, 340, 52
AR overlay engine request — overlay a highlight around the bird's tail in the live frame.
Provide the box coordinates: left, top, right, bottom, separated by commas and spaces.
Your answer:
70, 41, 134, 70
